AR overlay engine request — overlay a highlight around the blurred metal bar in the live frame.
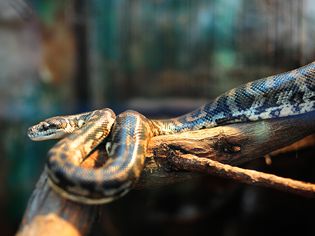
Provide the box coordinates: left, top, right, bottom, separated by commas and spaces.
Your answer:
73, 0, 90, 109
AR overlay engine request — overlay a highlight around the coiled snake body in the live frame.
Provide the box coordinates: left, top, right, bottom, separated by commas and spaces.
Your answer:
28, 62, 315, 204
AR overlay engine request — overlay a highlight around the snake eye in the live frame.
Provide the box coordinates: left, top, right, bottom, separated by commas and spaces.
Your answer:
106, 142, 112, 154
42, 123, 57, 131
42, 123, 50, 131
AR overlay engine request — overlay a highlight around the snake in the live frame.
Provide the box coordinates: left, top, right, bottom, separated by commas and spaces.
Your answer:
27, 62, 315, 204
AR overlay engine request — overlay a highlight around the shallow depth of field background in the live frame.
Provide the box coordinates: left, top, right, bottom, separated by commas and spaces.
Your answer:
0, 0, 314, 235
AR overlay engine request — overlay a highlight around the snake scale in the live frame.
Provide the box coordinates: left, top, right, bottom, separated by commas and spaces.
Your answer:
28, 62, 315, 204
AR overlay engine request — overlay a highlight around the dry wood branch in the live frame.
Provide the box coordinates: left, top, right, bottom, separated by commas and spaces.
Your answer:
16, 172, 99, 236
148, 112, 315, 165
139, 111, 315, 188
17, 111, 315, 236
167, 153, 315, 197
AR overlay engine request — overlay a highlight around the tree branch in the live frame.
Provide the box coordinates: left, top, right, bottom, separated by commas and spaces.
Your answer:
16, 173, 99, 236
17, 111, 315, 236
138, 111, 315, 188
161, 153, 315, 197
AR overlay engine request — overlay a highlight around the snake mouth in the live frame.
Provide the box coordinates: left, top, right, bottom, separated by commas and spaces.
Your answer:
27, 127, 66, 141
27, 130, 56, 141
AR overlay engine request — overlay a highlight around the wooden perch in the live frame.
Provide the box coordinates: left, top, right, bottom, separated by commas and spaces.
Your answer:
17, 173, 99, 236
17, 111, 315, 236
139, 111, 315, 188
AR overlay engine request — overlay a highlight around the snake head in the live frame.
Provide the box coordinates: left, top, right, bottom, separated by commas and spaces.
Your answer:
27, 117, 75, 141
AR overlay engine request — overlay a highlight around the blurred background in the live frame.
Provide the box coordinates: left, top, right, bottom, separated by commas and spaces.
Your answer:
0, 0, 315, 235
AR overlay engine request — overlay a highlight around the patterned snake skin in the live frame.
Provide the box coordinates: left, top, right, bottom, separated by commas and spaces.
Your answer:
28, 62, 315, 204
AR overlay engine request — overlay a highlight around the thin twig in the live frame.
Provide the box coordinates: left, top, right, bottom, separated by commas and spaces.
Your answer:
171, 153, 315, 197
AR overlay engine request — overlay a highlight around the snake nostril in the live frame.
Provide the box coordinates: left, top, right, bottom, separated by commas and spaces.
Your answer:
27, 127, 34, 136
